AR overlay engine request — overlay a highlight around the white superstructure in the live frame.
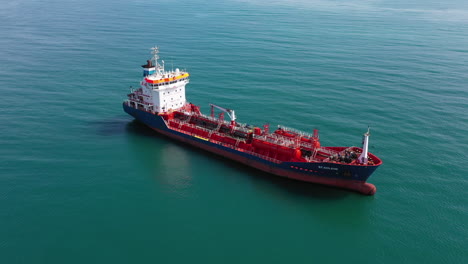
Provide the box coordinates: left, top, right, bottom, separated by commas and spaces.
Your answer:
129, 46, 190, 113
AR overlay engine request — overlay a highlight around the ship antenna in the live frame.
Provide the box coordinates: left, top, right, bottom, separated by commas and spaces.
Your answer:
150, 46, 162, 73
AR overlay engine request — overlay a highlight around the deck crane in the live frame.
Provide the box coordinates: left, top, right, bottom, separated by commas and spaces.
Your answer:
209, 104, 236, 122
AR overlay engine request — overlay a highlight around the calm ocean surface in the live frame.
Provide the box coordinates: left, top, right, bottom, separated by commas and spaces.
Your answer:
1, 0, 467, 263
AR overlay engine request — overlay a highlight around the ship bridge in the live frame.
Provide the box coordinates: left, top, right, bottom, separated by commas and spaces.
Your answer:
135, 47, 190, 112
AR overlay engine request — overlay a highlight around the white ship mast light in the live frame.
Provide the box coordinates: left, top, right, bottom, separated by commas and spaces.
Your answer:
358, 127, 370, 164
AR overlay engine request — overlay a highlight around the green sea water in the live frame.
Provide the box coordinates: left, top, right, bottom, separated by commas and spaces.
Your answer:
1, 0, 467, 263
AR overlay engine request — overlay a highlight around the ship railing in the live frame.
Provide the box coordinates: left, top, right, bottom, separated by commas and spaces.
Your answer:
234, 122, 254, 130
176, 110, 195, 120
168, 119, 198, 135
167, 122, 282, 164
193, 112, 238, 129
267, 133, 293, 143
173, 112, 192, 122
254, 134, 296, 148
209, 122, 223, 137
168, 118, 187, 129
232, 126, 252, 134
186, 125, 213, 137
177, 120, 186, 129
317, 148, 345, 163
241, 150, 282, 164
208, 141, 282, 164
133, 90, 144, 96
299, 141, 316, 150
318, 148, 340, 156
277, 125, 314, 138
200, 126, 213, 134
217, 118, 232, 126
204, 115, 221, 122
128, 98, 143, 104
170, 117, 234, 137
194, 113, 232, 127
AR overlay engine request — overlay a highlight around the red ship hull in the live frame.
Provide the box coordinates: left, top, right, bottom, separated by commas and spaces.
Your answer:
123, 103, 381, 195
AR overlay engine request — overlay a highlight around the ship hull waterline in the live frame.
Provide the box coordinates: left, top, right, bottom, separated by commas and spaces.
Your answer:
124, 103, 377, 195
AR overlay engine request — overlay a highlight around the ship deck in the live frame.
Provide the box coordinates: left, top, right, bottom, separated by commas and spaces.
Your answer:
157, 104, 381, 166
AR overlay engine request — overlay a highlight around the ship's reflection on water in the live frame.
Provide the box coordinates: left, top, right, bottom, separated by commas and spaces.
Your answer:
125, 120, 193, 197
157, 143, 193, 196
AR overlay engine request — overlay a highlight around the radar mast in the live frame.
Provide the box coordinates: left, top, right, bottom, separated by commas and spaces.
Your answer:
150, 46, 164, 73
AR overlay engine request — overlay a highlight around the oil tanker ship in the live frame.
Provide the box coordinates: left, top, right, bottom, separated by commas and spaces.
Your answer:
123, 47, 382, 195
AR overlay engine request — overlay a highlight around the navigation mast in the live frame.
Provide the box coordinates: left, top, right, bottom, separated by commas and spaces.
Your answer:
150, 46, 164, 74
